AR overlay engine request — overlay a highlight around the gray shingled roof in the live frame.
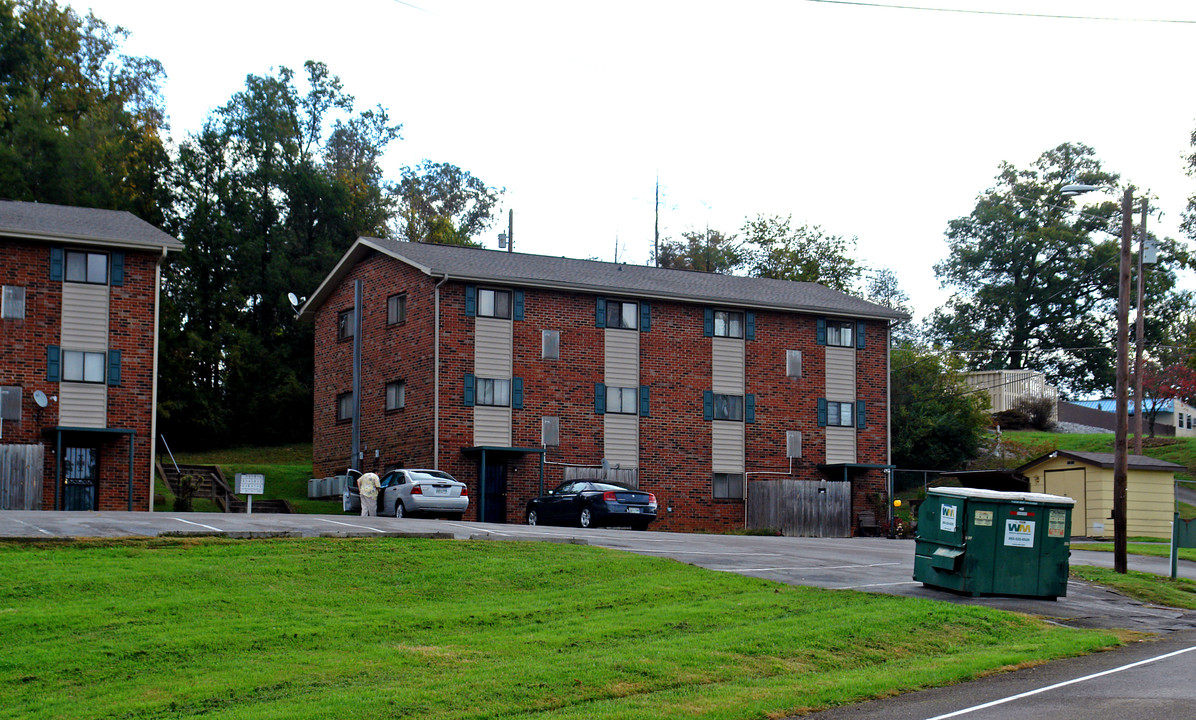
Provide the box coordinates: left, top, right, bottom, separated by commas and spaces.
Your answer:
1019, 450, 1185, 473
0, 200, 181, 251
303, 236, 908, 321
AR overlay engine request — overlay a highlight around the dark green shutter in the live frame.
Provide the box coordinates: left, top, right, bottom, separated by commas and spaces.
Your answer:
745, 393, 756, 424
595, 298, 606, 327
857, 400, 866, 429
856, 320, 866, 349
640, 301, 651, 332
110, 252, 124, 287
703, 307, 714, 337
464, 373, 475, 406
513, 290, 524, 321
817, 397, 827, 427
595, 382, 606, 414
512, 377, 524, 409
107, 349, 122, 386
465, 285, 476, 316
816, 317, 826, 345
703, 390, 714, 421
50, 247, 63, 281
745, 311, 755, 341
639, 385, 650, 417
47, 345, 61, 381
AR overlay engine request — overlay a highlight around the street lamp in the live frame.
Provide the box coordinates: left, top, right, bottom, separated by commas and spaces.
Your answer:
1062, 183, 1133, 574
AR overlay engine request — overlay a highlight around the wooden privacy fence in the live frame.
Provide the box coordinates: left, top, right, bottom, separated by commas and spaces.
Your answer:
0, 444, 44, 510
747, 479, 851, 537
563, 466, 639, 488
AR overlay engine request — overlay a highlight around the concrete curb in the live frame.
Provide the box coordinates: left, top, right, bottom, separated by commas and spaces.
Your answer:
469, 533, 589, 545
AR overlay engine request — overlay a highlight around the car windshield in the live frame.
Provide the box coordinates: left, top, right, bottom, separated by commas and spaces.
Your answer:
409, 471, 456, 483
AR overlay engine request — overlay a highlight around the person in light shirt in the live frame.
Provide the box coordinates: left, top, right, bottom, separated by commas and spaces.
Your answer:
357, 472, 381, 517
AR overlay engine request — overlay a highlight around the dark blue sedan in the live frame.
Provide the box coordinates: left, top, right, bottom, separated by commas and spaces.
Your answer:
526, 481, 657, 530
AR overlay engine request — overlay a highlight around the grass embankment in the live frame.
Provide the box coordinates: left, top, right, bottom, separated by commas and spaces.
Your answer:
157, 443, 341, 514
0, 537, 1118, 720
1071, 565, 1196, 610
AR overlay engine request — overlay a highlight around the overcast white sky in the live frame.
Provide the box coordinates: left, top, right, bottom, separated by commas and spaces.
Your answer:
82, 0, 1196, 321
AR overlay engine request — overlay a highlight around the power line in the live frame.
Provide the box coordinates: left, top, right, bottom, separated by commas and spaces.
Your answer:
803, 0, 1196, 24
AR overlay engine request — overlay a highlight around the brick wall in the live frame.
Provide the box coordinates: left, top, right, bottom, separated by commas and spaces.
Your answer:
0, 239, 160, 511
313, 252, 894, 533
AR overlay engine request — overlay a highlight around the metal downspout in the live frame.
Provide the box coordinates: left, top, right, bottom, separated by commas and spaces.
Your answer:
433, 273, 449, 470
127, 431, 135, 511
149, 247, 166, 511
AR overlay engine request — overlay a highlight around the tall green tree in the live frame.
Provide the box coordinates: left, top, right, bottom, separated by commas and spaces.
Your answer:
161, 61, 400, 448
866, 268, 918, 346
394, 161, 502, 246
655, 228, 745, 273
0, 0, 169, 221
891, 347, 991, 470
740, 214, 861, 292
929, 143, 1130, 396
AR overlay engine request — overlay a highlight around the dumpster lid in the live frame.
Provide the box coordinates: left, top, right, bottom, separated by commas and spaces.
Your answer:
930, 487, 1075, 505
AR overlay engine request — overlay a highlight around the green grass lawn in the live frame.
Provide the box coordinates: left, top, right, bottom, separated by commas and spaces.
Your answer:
0, 537, 1118, 720
157, 444, 341, 514
1070, 565, 1196, 610
1072, 541, 1196, 563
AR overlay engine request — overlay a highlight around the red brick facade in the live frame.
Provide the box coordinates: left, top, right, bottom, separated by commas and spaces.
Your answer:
1, 238, 161, 511
313, 251, 895, 534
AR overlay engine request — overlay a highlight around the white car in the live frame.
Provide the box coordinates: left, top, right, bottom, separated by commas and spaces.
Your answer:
343, 468, 469, 519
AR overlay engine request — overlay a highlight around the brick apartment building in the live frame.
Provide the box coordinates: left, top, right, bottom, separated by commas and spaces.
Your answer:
302, 238, 905, 533
0, 201, 181, 511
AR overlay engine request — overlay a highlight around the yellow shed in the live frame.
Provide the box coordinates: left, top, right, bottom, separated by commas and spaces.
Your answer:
1017, 451, 1181, 539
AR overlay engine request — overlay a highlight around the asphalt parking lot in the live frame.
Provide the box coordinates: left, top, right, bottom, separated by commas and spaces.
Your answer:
4, 509, 1195, 634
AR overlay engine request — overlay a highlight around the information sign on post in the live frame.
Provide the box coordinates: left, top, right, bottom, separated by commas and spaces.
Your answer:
235, 473, 265, 514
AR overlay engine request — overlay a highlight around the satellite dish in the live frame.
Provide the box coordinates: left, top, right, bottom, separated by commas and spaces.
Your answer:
287, 292, 301, 309
33, 390, 48, 408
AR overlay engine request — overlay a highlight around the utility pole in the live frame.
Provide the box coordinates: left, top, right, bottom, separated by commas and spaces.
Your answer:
1114, 188, 1132, 574
507, 209, 513, 253
654, 175, 660, 267
1133, 198, 1148, 454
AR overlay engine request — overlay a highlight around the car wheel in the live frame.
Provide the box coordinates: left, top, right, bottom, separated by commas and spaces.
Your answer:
578, 506, 592, 529
395, 500, 406, 519
527, 509, 538, 526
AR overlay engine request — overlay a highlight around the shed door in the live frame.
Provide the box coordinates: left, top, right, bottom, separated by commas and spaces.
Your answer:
1044, 468, 1086, 536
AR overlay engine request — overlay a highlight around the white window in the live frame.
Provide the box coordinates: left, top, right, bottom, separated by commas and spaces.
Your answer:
2, 286, 25, 319
606, 386, 638, 415
605, 300, 638, 330
714, 310, 743, 338
827, 401, 854, 427
713, 472, 744, 499
476, 378, 511, 406
542, 330, 560, 360
63, 350, 105, 383
826, 320, 854, 348
387, 294, 407, 325
713, 393, 744, 422
65, 250, 107, 284
478, 288, 511, 319
386, 381, 406, 411
786, 350, 802, 378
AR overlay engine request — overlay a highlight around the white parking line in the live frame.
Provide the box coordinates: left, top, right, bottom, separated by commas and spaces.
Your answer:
712, 562, 905, 573
171, 517, 223, 532
8, 517, 53, 535
628, 550, 791, 557
923, 644, 1196, 719
315, 518, 384, 533
446, 522, 514, 536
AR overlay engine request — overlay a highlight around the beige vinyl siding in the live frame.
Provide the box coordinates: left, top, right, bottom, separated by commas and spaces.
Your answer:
712, 421, 745, 473
474, 317, 512, 377
825, 346, 855, 399
1042, 468, 1087, 536
711, 337, 744, 394
603, 414, 639, 468
61, 284, 109, 350
473, 406, 511, 446
825, 426, 856, 464
604, 329, 639, 386
58, 382, 106, 428
1027, 456, 1177, 539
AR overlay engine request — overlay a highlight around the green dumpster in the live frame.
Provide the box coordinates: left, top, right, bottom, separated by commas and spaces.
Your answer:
914, 488, 1074, 599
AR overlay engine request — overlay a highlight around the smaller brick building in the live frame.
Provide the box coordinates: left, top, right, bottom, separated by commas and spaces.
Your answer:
303, 239, 905, 533
0, 201, 181, 511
